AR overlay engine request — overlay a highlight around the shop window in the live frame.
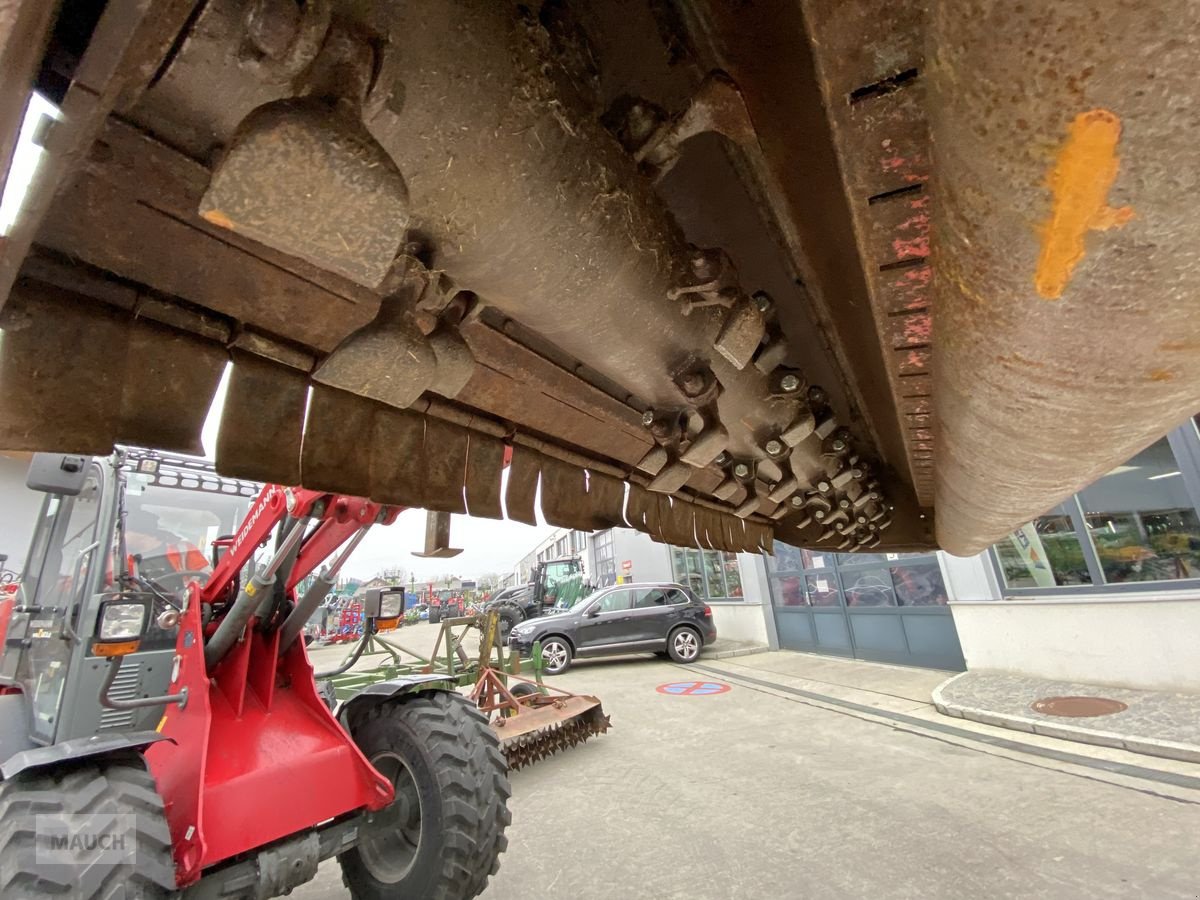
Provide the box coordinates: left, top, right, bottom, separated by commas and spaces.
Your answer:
671, 547, 743, 600
995, 503, 1093, 588
1079, 437, 1200, 583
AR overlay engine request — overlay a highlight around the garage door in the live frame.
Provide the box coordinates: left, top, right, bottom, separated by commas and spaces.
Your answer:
767, 545, 964, 671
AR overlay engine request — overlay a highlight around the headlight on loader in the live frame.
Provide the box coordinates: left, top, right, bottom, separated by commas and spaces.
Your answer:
379, 593, 404, 619
363, 587, 405, 632
93, 598, 150, 656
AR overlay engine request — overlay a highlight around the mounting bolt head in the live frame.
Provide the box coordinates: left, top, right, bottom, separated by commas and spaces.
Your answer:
714, 451, 731, 467
814, 509, 826, 520
641, 409, 656, 427
732, 462, 750, 479
765, 439, 784, 456
780, 374, 801, 393
790, 495, 805, 508
817, 480, 831, 493
830, 438, 848, 452
752, 291, 772, 313
808, 385, 827, 405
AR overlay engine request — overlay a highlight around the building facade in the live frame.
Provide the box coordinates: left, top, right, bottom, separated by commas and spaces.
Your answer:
508, 525, 772, 645
762, 417, 1200, 689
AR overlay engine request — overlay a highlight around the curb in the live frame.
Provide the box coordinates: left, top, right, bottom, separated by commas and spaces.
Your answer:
707, 644, 769, 660
931, 674, 1200, 765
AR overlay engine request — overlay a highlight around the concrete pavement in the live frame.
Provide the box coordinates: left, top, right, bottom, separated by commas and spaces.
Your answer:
295, 632, 1200, 899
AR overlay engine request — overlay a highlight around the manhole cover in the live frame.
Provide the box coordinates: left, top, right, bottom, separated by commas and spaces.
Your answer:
1031, 696, 1128, 717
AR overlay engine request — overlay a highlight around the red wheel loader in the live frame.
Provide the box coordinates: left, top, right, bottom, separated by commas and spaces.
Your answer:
0, 450, 510, 898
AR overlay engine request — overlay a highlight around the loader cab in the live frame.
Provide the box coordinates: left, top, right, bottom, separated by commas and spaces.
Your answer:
0, 450, 260, 751
536, 557, 588, 610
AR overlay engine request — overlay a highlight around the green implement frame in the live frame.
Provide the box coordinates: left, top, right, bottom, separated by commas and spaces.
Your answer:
319, 611, 541, 701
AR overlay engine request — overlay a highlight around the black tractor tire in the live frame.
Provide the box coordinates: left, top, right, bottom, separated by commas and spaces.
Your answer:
340, 691, 512, 900
493, 602, 524, 639
666, 625, 703, 664
0, 756, 175, 899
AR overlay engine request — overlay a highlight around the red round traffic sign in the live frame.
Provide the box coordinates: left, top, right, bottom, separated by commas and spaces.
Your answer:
655, 680, 732, 696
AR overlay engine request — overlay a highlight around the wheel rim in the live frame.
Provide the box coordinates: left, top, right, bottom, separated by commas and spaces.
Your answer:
359, 751, 422, 883
543, 641, 568, 671
674, 631, 699, 660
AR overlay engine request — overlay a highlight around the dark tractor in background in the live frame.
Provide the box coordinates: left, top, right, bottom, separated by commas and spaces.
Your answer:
487, 557, 592, 638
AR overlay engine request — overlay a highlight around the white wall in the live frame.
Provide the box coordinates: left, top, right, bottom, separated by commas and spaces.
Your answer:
950, 594, 1200, 692
0, 453, 43, 576
610, 528, 670, 583
939, 550, 1002, 601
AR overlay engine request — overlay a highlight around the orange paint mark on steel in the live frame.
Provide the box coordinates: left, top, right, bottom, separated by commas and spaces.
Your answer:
201, 209, 235, 230
1035, 109, 1134, 299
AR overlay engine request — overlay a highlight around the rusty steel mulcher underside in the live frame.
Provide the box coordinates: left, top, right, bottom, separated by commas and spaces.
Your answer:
0, 0, 1197, 558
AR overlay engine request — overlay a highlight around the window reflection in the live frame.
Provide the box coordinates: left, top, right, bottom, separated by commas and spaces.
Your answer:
772, 574, 807, 607
842, 567, 896, 607
1080, 438, 1200, 583
806, 574, 841, 607
996, 505, 1092, 588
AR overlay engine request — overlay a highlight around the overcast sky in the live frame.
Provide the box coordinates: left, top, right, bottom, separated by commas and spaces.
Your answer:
199, 365, 559, 584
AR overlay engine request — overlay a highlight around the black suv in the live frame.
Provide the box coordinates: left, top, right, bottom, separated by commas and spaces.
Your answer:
507, 582, 717, 675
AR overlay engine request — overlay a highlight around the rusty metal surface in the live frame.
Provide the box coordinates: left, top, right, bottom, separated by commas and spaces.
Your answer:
586, 472, 627, 529
200, 97, 409, 288
0, 1, 202, 309
36, 117, 380, 352
791, 0, 934, 507
0, 279, 222, 455
1031, 697, 1128, 718
0, 0, 958, 555
422, 417, 469, 515
0, 280, 129, 453
369, 406, 428, 508
312, 291, 435, 409
504, 445, 541, 527
117, 319, 225, 455
215, 352, 306, 485
538, 454, 592, 532
119, 0, 864, 507
930, 0, 1200, 554
683, 0, 912, 491
464, 431, 505, 520
412, 511, 463, 558
300, 385, 375, 496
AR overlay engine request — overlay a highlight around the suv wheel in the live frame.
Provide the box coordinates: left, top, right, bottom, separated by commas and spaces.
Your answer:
540, 638, 573, 675
667, 626, 701, 663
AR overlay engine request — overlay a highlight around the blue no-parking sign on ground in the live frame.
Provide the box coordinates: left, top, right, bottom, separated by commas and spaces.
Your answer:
655, 680, 732, 696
